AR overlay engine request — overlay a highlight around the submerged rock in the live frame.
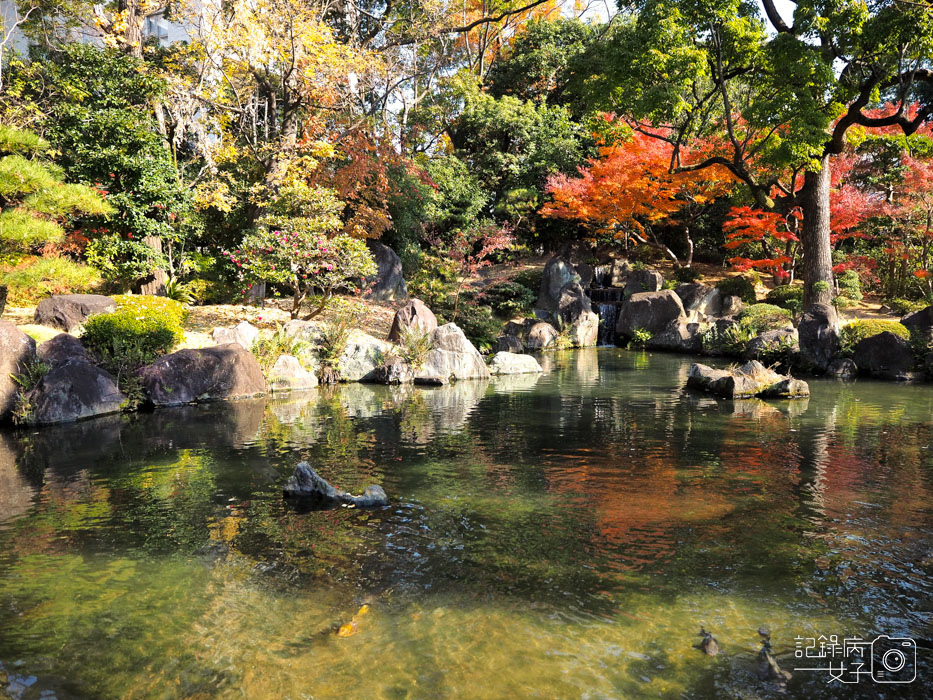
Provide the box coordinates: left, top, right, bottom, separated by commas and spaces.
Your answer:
687, 361, 809, 399
283, 461, 388, 507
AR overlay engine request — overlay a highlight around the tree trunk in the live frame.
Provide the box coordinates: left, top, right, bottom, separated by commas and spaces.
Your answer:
799, 155, 834, 309
138, 235, 167, 295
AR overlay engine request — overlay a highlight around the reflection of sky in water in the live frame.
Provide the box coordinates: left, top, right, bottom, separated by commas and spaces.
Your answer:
0, 350, 931, 699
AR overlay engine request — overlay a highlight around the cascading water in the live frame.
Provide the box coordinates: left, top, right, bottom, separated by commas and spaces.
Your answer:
596, 302, 618, 346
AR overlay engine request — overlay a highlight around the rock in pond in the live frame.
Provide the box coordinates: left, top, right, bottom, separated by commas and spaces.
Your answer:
744, 328, 799, 361
556, 282, 599, 347
416, 323, 490, 382
687, 361, 809, 399
370, 356, 415, 384
645, 320, 708, 353
0, 320, 36, 421
340, 330, 393, 382
140, 345, 267, 406
387, 298, 437, 342
798, 303, 839, 373
26, 361, 125, 425
268, 354, 317, 392
537, 256, 581, 314
488, 352, 543, 375
33, 294, 115, 332
212, 321, 260, 350
616, 290, 687, 339
851, 331, 917, 380
283, 461, 388, 508
827, 357, 857, 379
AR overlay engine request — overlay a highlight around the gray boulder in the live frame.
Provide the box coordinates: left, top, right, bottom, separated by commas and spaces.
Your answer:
687, 361, 809, 399
744, 328, 799, 360
370, 356, 415, 384
339, 330, 393, 382
495, 334, 524, 353
851, 331, 917, 380
363, 241, 408, 302
388, 298, 437, 342
37, 333, 92, 368
268, 354, 317, 392
901, 305, 933, 340
720, 295, 745, 317
26, 362, 125, 425
617, 290, 687, 338
610, 259, 633, 287
140, 345, 267, 406
798, 303, 840, 372
525, 321, 559, 350
556, 282, 599, 347
537, 256, 580, 313
34, 294, 115, 332
0, 320, 36, 421
645, 320, 708, 353
828, 357, 858, 379
212, 321, 260, 350
416, 323, 490, 382
488, 352, 543, 375
675, 283, 723, 317
623, 269, 664, 297
283, 461, 388, 507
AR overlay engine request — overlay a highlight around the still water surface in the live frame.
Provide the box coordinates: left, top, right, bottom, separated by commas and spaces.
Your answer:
0, 349, 930, 699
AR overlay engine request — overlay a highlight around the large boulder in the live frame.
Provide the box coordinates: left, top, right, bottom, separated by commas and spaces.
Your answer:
140, 345, 267, 406
744, 328, 799, 361
617, 290, 687, 338
798, 303, 840, 373
645, 320, 708, 353
0, 320, 36, 422
362, 241, 408, 302
488, 351, 543, 375
675, 283, 723, 317
556, 282, 598, 347
687, 361, 809, 399
537, 256, 580, 313
610, 259, 633, 287
369, 356, 415, 384
828, 357, 858, 379
901, 305, 933, 339
26, 362, 125, 425
212, 321, 260, 350
720, 295, 745, 317
525, 321, 559, 350
387, 299, 437, 342
495, 334, 524, 353
37, 333, 92, 368
851, 332, 917, 380
339, 330, 393, 382
284, 461, 388, 508
268, 354, 318, 392
623, 269, 664, 298
416, 323, 490, 382
34, 294, 115, 332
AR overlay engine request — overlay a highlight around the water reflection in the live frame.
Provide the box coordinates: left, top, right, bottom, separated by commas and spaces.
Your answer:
0, 353, 930, 699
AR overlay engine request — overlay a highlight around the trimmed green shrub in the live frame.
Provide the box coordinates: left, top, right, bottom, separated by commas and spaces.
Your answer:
83, 295, 186, 371
186, 278, 233, 305
482, 281, 537, 318
837, 269, 862, 302
716, 276, 757, 304
765, 285, 804, 312
673, 266, 702, 284
886, 298, 927, 316
737, 303, 793, 334
512, 267, 543, 294
840, 320, 910, 353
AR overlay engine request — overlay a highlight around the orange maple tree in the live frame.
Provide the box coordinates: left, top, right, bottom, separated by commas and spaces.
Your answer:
540, 130, 735, 264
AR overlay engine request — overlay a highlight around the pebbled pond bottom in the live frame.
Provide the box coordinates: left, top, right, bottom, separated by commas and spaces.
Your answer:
0, 349, 930, 699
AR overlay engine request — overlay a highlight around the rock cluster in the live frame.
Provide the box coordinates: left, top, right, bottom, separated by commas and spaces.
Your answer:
687, 361, 809, 399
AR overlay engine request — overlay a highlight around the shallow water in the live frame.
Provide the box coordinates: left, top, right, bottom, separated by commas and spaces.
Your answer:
0, 349, 931, 699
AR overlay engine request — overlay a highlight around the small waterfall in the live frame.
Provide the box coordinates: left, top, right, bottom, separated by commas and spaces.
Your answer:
592, 265, 612, 288
596, 303, 619, 346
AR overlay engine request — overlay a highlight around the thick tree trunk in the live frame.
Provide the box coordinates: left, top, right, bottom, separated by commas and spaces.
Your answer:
138, 235, 167, 295
799, 155, 834, 309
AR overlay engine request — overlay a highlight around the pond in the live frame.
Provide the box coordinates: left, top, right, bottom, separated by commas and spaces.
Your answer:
0, 349, 930, 699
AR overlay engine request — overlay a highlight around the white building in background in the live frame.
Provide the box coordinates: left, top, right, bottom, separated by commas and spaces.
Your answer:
0, 2, 193, 57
